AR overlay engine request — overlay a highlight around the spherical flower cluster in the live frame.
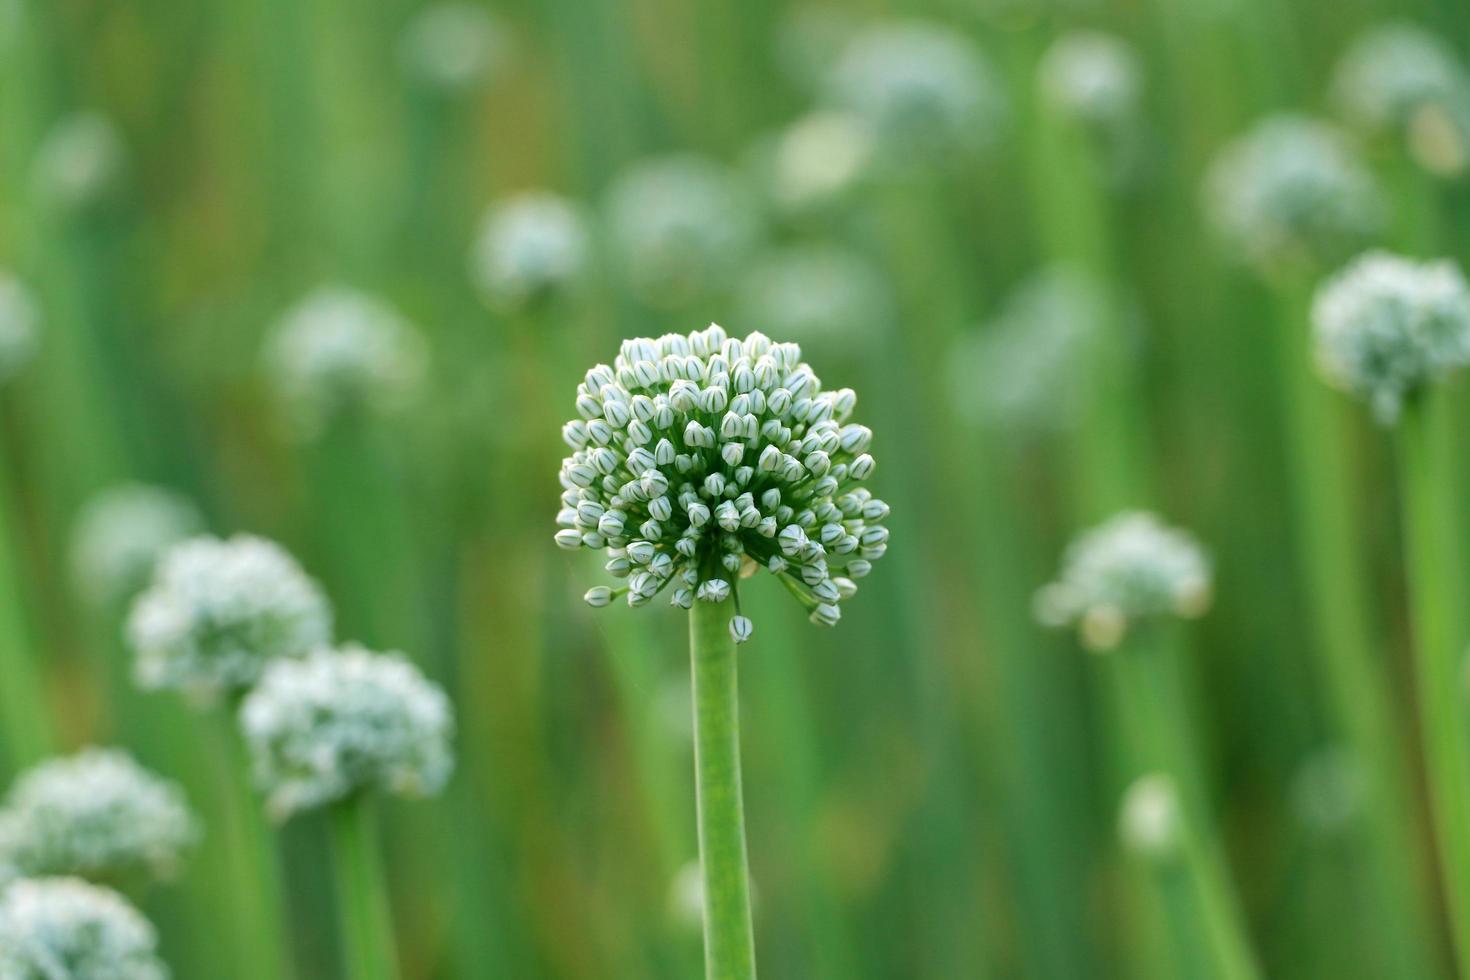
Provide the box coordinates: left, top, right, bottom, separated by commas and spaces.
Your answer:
70, 484, 204, 608
0, 275, 39, 386
950, 267, 1105, 436
32, 112, 126, 213
762, 111, 874, 215
126, 535, 333, 700
1118, 773, 1180, 860
822, 21, 1006, 169
604, 156, 758, 308
1038, 31, 1142, 128
1036, 511, 1211, 651
1204, 115, 1379, 272
239, 645, 454, 820
471, 192, 590, 310
735, 244, 892, 354
399, 3, 507, 93
1332, 23, 1470, 175
1311, 250, 1470, 423
555, 324, 889, 643
263, 286, 426, 437
0, 878, 167, 980
0, 749, 196, 882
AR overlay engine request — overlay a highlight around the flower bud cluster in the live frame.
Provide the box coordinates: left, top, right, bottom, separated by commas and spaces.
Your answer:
1036, 511, 1211, 651
471, 191, 590, 310
0, 749, 196, 882
1312, 250, 1470, 423
0, 877, 167, 980
557, 324, 888, 643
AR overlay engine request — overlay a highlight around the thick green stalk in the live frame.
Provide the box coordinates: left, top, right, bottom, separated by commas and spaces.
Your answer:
1266, 279, 1438, 978
330, 797, 400, 980
1114, 628, 1261, 980
1397, 391, 1470, 974
689, 597, 756, 980
210, 714, 293, 980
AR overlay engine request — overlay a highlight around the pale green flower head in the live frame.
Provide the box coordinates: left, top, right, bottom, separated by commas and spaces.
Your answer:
400, 3, 507, 93
1332, 23, 1470, 175
126, 534, 333, 701
1038, 31, 1143, 128
263, 286, 427, 437
763, 111, 875, 216
239, 645, 454, 820
735, 244, 892, 354
556, 324, 889, 643
1204, 115, 1379, 273
32, 112, 125, 213
1037, 511, 1212, 651
0, 749, 196, 883
0, 877, 167, 980
950, 266, 1106, 436
471, 192, 590, 310
70, 484, 204, 608
604, 156, 759, 308
1312, 250, 1470, 423
822, 21, 1006, 169
0, 275, 39, 386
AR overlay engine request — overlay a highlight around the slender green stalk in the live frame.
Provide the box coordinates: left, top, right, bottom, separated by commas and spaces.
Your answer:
1114, 627, 1261, 980
1265, 278, 1438, 978
330, 797, 400, 980
689, 596, 756, 980
1397, 390, 1470, 973
209, 714, 293, 980
0, 449, 53, 773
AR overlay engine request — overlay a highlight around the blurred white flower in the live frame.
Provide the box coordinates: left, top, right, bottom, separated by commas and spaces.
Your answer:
822, 21, 1006, 169
32, 112, 125, 212
471, 192, 590, 310
735, 244, 892, 352
70, 484, 204, 608
240, 645, 454, 820
604, 156, 759, 308
950, 266, 1106, 436
1039, 32, 1142, 128
764, 111, 874, 215
1204, 115, 1379, 272
1037, 511, 1212, 651
126, 534, 332, 700
557, 325, 889, 636
0, 748, 196, 882
400, 3, 507, 93
0, 275, 39, 385
1332, 22, 1470, 176
1118, 772, 1181, 860
0, 877, 167, 980
264, 286, 427, 436
1312, 250, 1470, 423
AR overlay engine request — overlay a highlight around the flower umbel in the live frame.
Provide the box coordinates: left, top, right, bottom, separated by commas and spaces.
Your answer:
556, 324, 888, 643
0, 877, 167, 980
126, 534, 333, 700
0, 748, 196, 882
1036, 511, 1211, 651
471, 191, 590, 310
70, 484, 204, 607
1311, 251, 1470, 423
239, 645, 454, 821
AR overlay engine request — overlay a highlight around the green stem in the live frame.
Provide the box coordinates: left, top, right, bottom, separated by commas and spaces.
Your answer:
330, 797, 400, 980
689, 597, 756, 980
210, 714, 293, 980
1267, 280, 1438, 978
1397, 390, 1470, 975
0, 449, 53, 773
1115, 628, 1261, 980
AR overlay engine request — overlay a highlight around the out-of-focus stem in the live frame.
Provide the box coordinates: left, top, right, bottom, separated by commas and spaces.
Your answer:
330, 796, 400, 980
1397, 390, 1470, 975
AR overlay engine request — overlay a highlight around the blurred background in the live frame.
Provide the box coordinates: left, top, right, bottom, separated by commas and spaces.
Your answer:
2, 0, 1470, 976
